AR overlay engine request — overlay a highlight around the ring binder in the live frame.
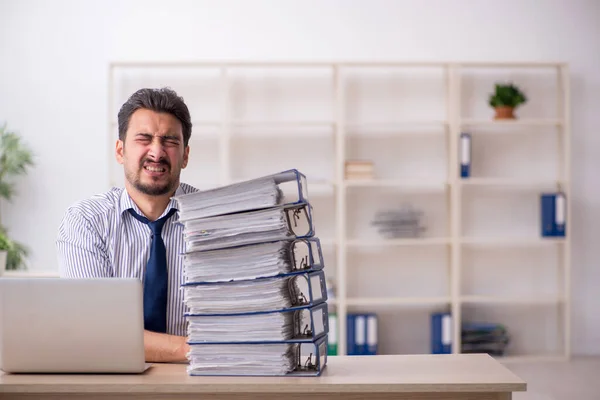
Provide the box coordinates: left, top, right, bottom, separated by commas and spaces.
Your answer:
182, 238, 325, 284
174, 169, 309, 222
187, 334, 328, 376
181, 202, 315, 252
182, 270, 328, 315
175, 169, 329, 377
186, 303, 329, 344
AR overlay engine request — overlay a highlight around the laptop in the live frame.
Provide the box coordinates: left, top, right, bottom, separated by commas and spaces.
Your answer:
0, 278, 150, 373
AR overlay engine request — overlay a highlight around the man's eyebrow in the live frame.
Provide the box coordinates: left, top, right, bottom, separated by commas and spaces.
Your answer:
134, 133, 181, 141
160, 135, 181, 141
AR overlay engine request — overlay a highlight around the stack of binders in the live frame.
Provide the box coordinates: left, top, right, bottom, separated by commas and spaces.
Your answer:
173, 169, 329, 376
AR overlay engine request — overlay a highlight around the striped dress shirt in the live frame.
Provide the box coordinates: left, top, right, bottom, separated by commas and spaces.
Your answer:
56, 182, 199, 337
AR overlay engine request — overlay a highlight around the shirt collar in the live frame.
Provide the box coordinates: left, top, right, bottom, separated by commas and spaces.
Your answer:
118, 185, 184, 220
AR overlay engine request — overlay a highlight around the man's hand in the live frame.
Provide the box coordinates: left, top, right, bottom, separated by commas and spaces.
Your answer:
144, 330, 190, 363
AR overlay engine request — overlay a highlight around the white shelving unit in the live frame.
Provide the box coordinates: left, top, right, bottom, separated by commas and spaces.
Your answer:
108, 61, 571, 362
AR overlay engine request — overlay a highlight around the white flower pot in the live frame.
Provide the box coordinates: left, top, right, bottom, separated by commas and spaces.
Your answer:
0, 250, 6, 276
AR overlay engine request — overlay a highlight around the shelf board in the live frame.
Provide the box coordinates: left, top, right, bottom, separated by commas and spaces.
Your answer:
344, 179, 448, 190
229, 121, 334, 128
460, 118, 562, 127
461, 295, 563, 305
460, 237, 566, 247
345, 121, 448, 130
347, 297, 451, 307
458, 178, 564, 190
347, 237, 451, 247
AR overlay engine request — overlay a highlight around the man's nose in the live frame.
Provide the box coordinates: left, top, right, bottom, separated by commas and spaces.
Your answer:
147, 138, 166, 159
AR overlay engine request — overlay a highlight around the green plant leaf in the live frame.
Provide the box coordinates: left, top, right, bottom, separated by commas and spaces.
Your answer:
0, 181, 13, 201
489, 82, 528, 108
0, 124, 34, 202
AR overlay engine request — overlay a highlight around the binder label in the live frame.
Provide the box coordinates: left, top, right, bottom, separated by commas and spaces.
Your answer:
312, 308, 325, 337
367, 315, 377, 346
556, 193, 565, 225
460, 134, 471, 165
310, 274, 324, 302
355, 316, 366, 345
329, 314, 337, 345
442, 314, 452, 345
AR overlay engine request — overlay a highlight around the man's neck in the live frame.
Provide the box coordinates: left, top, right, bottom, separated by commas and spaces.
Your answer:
125, 182, 178, 221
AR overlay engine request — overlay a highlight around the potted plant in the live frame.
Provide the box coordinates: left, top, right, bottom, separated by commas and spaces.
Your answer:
0, 227, 29, 274
0, 230, 8, 275
488, 82, 527, 119
0, 123, 34, 273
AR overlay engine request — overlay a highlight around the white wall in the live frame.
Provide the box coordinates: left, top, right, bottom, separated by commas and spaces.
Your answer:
1, 0, 599, 355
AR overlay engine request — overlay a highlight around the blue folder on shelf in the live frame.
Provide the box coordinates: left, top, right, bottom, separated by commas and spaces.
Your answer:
346, 313, 378, 355
174, 169, 309, 221
541, 192, 566, 237
460, 132, 471, 178
431, 311, 452, 354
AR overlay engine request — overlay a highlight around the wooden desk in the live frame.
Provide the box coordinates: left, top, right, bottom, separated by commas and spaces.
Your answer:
0, 354, 526, 400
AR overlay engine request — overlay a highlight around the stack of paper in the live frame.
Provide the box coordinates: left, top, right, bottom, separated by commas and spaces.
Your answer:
173, 169, 329, 377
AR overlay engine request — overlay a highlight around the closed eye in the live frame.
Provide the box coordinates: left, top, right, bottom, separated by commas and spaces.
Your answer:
135, 134, 153, 143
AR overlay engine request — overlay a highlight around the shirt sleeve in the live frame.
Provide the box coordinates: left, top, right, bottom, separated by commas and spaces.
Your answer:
56, 207, 112, 278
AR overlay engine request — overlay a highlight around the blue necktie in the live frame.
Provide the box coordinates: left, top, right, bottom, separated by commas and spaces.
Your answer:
128, 207, 177, 333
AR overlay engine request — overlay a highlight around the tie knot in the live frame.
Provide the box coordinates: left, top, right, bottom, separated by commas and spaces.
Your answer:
129, 208, 177, 236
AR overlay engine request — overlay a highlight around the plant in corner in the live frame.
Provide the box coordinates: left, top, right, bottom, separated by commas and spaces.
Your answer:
0, 123, 34, 271
488, 82, 527, 119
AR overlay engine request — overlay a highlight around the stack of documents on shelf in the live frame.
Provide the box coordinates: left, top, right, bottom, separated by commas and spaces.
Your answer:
173, 169, 329, 377
345, 160, 374, 180
461, 322, 510, 356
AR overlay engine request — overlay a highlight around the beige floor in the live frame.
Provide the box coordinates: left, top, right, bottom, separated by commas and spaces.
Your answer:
505, 356, 600, 400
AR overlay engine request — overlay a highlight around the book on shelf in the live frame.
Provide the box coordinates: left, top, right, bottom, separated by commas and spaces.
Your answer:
174, 169, 329, 376
461, 322, 510, 357
345, 160, 374, 180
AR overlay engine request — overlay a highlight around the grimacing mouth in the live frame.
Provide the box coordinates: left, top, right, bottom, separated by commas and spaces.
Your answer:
142, 160, 170, 174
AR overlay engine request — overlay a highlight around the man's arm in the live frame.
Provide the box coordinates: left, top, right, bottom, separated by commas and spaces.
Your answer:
144, 331, 189, 362
56, 207, 112, 278
57, 207, 189, 363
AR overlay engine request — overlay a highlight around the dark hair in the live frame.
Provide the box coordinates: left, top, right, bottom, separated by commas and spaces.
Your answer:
117, 87, 192, 147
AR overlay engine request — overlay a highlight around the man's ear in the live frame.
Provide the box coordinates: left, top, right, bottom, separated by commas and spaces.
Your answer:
115, 139, 124, 164
182, 145, 190, 169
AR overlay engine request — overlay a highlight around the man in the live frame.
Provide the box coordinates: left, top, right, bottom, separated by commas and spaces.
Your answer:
56, 87, 198, 362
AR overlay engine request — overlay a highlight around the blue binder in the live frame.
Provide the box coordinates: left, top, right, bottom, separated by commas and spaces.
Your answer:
346, 313, 378, 355
541, 192, 566, 237
346, 314, 356, 355
460, 132, 471, 178
366, 313, 378, 355
431, 312, 452, 354
354, 314, 366, 355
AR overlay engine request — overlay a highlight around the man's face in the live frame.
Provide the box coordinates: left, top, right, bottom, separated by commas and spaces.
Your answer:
116, 108, 189, 196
